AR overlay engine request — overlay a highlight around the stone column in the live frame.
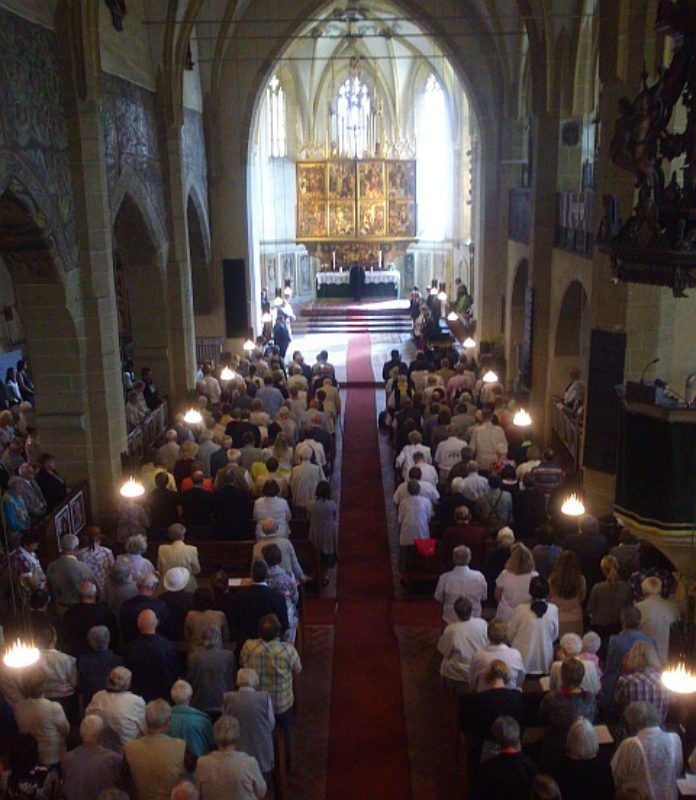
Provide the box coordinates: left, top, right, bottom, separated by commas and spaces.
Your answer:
161, 123, 197, 399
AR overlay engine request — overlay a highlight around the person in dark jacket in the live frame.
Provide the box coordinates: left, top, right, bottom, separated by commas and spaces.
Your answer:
230, 560, 289, 653
60, 581, 119, 657
513, 473, 548, 540
146, 471, 180, 539
123, 609, 180, 702
474, 716, 538, 800
272, 314, 292, 359
181, 471, 214, 540
119, 573, 173, 643
35, 453, 67, 512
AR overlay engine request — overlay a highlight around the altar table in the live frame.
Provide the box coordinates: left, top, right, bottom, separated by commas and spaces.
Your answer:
316, 269, 400, 298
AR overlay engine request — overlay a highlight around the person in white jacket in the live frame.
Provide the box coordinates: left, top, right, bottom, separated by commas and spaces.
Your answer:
507, 576, 559, 674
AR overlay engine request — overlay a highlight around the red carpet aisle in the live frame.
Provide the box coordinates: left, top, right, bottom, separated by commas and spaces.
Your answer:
326, 332, 413, 799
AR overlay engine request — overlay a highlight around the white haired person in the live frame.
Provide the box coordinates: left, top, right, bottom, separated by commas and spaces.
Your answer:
14, 667, 70, 767
553, 717, 614, 800
115, 534, 156, 583
222, 668, 275, 777
194, 715, 266, 800
187, 624, 237, 716
611, 701, 682, 800
124, 699, 187, 800
549, 633, 600, 694
635, 576, 680, 663
61, 715, 123, 800
434, 544, 487, 624
169, 680, 214, 758
86, 666, 146, 753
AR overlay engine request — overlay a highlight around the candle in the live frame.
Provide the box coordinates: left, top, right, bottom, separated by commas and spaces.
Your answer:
378, 250, 382, 269
332, 251, 336, 270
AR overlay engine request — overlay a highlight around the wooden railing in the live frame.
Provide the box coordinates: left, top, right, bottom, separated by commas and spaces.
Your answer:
196, 337, 225, 367
508, 188, 532, 244
124, 401, 169, 466
550, 400, 582, 467
34, 480, 92, 564
555, 190, 595, 257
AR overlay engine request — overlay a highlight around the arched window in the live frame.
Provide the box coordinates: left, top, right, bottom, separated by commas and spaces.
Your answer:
417, 74, 451, 240
266, 75, 287, 158
334, 76, 373, 158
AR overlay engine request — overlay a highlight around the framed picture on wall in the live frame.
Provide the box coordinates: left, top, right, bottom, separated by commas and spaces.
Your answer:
69, 491, 86, 535
54, 505, 72, 548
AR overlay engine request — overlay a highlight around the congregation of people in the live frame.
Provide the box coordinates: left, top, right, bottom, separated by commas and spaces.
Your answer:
385, 342, 691, 800
0, 346, 344, 800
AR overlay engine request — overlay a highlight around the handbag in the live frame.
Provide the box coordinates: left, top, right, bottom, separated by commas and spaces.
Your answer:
415, 538, 437, 557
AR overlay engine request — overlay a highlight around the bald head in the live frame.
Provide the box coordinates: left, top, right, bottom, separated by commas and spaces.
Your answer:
262, 517, 279, 536
137, 609, 158, 634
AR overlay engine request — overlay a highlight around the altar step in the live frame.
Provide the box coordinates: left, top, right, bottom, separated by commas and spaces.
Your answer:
293, 313, 412, 335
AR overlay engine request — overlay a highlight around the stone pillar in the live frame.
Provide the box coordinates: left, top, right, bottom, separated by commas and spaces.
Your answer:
527, 109, 560, 433
161, 124, 197, 399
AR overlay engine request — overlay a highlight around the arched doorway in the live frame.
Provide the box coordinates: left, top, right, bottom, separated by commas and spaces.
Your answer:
553, 280, 590, 394
0, 186, 87, 483
509, 258, 530, 391
112, 192, 172, 397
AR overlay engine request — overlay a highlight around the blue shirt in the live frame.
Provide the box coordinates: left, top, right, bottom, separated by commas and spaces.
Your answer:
600, 628, 655, 706
169, 705, 214, 757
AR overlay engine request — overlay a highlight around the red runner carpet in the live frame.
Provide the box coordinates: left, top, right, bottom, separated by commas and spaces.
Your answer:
326, 333, 413, 799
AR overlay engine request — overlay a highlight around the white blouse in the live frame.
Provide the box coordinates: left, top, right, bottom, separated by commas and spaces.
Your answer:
495, 569, 538, 623
507, 602, 559, 674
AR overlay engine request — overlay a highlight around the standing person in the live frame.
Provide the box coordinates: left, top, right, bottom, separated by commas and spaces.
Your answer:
468, 619, 526, 693
436, 597, 488, 689
434, 545, 487, 623
307, 480, 338, 570
187, 625, 237, 716
494, 543, 538, 624
507, 576, 559, 675
0, 733, 61, 799
548, 550, 586, 638
76, 527, 115, 596
469, 408, 508, 471
85, 667, 146, 753
123, 610, 180, 703
615, 641, 671, 723
397, 480, 433, 569
272, 313, 292, 359
61, 715, 123, 800
611, 701, 682, 800
46, 534, 97, 609
553, 718, 614, 800
123, 700, 187, 800
35, 453, 68, 512
586, 555, 633, 652
635, 576, 680, 663
168, 680, 214, 758
5, 367, 22, 406
14, 668, 70, 767
240, 613, 301, 769
222, 668, 275, 777
194, 715, 267, 800
16, 359, 35, 404
474, 717, 538, 800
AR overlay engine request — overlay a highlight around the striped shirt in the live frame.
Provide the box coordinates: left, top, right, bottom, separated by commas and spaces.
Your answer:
240, 638, 302, 714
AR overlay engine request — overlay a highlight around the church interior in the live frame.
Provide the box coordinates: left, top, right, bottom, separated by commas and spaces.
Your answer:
2, 0, 696, 798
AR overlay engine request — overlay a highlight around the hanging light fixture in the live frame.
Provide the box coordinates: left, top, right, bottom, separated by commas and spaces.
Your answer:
220, 366, 237, 381
119, 476, 145, 498
447, 311, 458, 322
482, 370, 498, 383
3, 638, 40, 669
513, 408, 532, 427
561, 493, 585, 516
243, 339, 255, 353
463, 337, 476, 349
183, 407, 203, 425
661, 662, 696, 694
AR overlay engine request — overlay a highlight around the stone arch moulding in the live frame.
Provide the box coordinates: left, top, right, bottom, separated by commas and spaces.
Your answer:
0, 154, 75, 281
554, 278, 590, 358
110, 163, 170, 276
185, 180, 212, 264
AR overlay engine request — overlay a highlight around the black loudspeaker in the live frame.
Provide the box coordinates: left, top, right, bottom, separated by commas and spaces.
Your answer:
222, 259, 248, 338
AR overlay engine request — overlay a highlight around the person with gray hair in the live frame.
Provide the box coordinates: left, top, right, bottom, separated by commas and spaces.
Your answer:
460, 459, 490, 502
2, 474, 31, 541
222, 668, 275, 776
474, 716, 538, 799
13, 666, 70, 766
17, 461, 47, 521
158, 429, 182, 472
187, 624, 237, 716
437, 595, 488, 688
548, 632, 600, 695
553, 717, 615, 800
86, 666, 146, 752
157, 524, 201, 593
194, 715, 267, 800
78, 624, 124, 706
46, 533, 97, 607
169, 680, 214, 757
119, 571, 173, 643
103, 559, 138, 617
251, 517, 306, 582
171, 781, 200, 800
116, 533, 156, 584
60, 579, 120, 658
635, 576, 680, 662
612, 701, 682, 800
61, 714, 123, 800
124, 699, 187, 800
434, 544, 488, 623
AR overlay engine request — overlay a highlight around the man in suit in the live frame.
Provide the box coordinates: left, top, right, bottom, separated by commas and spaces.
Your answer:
35, 453, 67, 512
512, 473, 547, 540
124, 610, 181, 703
349, 263, 365, 302
147, 471, 180, 539
213, 471, 253, 539
60, 580, 119, 657
157, 524, 201, 593
119, 573, 173, 643
181, 471, 214, 540
230, 560, 289, 652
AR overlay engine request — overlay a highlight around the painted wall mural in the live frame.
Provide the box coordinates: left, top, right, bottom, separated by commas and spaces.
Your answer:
182, 107, 210, 250
102, 73, 166, 224
0, 7, 78, 273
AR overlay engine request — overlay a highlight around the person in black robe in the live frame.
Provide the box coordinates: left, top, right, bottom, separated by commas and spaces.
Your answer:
349, 263, 366, 302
